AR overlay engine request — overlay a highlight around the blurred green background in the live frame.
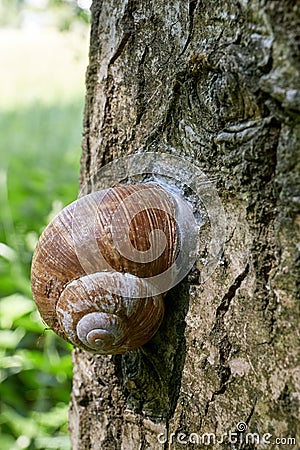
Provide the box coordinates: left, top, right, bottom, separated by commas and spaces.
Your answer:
0, 1, 90, 448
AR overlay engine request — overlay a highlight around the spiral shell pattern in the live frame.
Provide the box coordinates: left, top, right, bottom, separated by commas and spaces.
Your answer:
31, 183, 178, 354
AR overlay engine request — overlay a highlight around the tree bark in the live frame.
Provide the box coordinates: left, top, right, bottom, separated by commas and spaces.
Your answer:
69, 0, 299, 448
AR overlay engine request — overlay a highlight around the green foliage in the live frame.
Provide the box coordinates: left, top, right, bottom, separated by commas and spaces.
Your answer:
0, 0, 90, 29
48, 0, 91, 29
0, 27, 87, 450
0, 0, 25, 28
0, 101, 82, 449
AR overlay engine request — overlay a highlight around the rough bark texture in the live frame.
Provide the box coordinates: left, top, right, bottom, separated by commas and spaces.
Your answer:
69, 1, 299, 448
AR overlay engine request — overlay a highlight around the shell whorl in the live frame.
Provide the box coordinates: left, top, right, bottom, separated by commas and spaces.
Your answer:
31, 183, 178, 354
76, 312, 122, 351
55, 272, 165, 354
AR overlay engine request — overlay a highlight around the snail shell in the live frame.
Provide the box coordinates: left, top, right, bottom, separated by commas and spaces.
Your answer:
31, 183, 179, 354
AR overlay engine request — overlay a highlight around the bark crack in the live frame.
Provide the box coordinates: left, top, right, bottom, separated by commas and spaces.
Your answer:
204, 264, 250, 416
180, 0, 199, 56
245, 398, 257, 426
109, 32, 131, 66
215, 263, 250, 322
135, 46, 149, 126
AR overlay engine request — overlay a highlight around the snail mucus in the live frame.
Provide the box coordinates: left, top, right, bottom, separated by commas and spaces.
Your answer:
31, 182, 196, 354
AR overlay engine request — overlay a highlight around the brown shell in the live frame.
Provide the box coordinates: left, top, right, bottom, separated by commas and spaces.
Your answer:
56, 272, 164, 354
31, 183, 177, 353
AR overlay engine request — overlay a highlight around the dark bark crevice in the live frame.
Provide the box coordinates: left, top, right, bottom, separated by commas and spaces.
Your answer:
114, 282, 189, 422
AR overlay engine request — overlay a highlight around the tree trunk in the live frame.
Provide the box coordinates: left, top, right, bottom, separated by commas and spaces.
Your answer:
69, 0, 299, 448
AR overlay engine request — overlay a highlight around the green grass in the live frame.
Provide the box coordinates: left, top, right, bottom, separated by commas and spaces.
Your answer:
0, 27, 88, 450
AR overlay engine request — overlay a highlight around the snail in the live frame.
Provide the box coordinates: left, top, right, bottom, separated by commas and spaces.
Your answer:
31, 182, 197, 354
